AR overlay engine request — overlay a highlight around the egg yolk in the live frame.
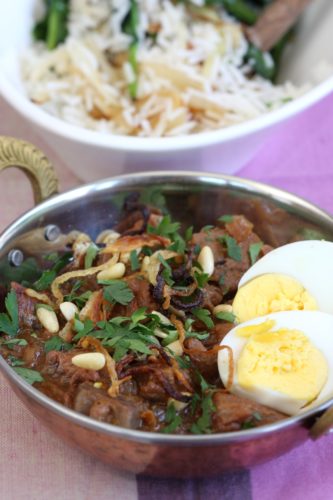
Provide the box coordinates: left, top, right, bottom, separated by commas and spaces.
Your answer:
236, 322, 328, 408
233, 273, 318, 323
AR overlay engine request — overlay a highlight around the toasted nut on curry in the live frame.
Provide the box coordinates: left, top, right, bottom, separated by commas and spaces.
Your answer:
213, 304, 233, 316
197, 245, 214, 276
36, 306, 59, 334
97, 262, 126, 281
72, 352, 106, 371
167, 340, 183, 356
60, 301, 79, 321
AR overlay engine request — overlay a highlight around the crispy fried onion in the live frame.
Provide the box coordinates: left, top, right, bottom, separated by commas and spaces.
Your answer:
125, 364, 193, 402
170, 314, 186, 346
101, 234, 170, 255
124, 345, 194, 401
79, 290, 104, 322
25, 288, 53, 306
184, 344, 234, 391
51, 253, 119, 304
142, 249, 178, 286
79, 336, 126, 398
72, 233, 92, 262
154, 276, 203, 311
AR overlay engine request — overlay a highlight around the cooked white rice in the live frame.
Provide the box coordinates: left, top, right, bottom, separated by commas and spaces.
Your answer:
21, 0, 306, 137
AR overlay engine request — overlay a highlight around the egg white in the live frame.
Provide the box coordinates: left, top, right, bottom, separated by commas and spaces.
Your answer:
238, 240, 333, 315
218, 310, 333, 415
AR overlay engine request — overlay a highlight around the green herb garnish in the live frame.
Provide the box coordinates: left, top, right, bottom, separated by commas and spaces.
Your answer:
249, 242, 263, 265
130, 250, 140, 271
84, 244, 99, 269
100, 280, 134, 306
218, 215, 234, 223
192, 308, 214, 329
33, 252, 72, 291
44, 336, 72, 353
13, 367, 44, 385
8, 355, 25, 367
215, 311, 236, 323
2, 338, 28, 348
0, 290, 19, 337
162, 402, 183, 433
219, 234, 242, 262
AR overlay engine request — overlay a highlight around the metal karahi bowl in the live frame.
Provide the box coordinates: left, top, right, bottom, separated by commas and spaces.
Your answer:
0, 136, 333, 478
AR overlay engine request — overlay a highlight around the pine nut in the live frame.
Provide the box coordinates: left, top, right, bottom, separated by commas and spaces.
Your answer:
213, 304, 233, 316
167, 340, 183, 356
198, 246, 214, 276
97, 262, 126, 281
96, 229, 120, 245
169, 395, 192, 412
72, 352, 106, 370
60, 301, 79, 321
93, 382, 103, 389
36, 306, 59, 334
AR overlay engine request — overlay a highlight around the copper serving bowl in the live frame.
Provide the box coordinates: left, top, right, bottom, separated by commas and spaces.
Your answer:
0, 136, 333, 478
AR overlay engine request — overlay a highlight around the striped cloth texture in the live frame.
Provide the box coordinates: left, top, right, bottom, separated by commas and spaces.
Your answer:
0, 92, 333, 500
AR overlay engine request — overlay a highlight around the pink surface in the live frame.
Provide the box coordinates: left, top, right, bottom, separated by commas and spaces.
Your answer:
1, 91, 333, 499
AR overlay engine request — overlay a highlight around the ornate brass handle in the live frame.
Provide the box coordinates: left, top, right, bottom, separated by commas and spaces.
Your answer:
0, 136, 59, 204
310, 406, 333, 440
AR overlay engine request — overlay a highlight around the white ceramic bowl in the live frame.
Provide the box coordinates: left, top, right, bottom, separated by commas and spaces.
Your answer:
0, 0, 333, 181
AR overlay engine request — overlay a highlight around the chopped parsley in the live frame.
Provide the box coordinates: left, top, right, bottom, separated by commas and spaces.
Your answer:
215, 311, 236, 323
218, 215, 234, 223
73, 317, 95, 340
202, 225, 214, 233
192, 308, 214, 329
162, 402, 183, 433
84, 243, 99, 269
99, 280, 134, 306
157, 254, 175, 287
193, 270, 210, 289
130, 250, 140, 271
33, 252, 72, 291
8, 355, 25, 367
249, 242, 263, 265
190, 373, 216, 434
185, 226, 193, 242
218, 234, 242, 262
44, 336, 73, 353
0, 290, 19, 337
13, 367, 44, 385
148, 215, 180, 239
64, 281, 92, 308
2, 338, 28, 348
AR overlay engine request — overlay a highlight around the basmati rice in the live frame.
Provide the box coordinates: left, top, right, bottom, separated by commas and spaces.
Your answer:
21, 0, 307, 137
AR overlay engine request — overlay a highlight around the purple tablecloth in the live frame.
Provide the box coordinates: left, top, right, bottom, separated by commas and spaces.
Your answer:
0, 92, 333, 499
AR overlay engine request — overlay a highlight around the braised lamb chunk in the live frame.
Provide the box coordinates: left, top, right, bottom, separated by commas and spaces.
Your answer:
11, 282, 40, 329
43, 350, 101, 386
212, 392, 285, 432
73, 382, 148, 429
185, 338, 219, 384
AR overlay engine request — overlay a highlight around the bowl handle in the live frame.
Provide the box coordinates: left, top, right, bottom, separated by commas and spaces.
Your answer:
0, 136, 59, 204
310, 406, 333, 439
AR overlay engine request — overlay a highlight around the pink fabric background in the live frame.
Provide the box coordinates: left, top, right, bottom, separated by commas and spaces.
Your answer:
1, 91, 333, 499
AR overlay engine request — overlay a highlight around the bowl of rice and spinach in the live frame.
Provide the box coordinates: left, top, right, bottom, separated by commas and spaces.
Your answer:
0, 0, 332, 179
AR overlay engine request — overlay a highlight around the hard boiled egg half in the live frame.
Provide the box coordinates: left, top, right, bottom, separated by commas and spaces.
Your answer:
218, 311, 333, 415
232, 240, 333, 323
